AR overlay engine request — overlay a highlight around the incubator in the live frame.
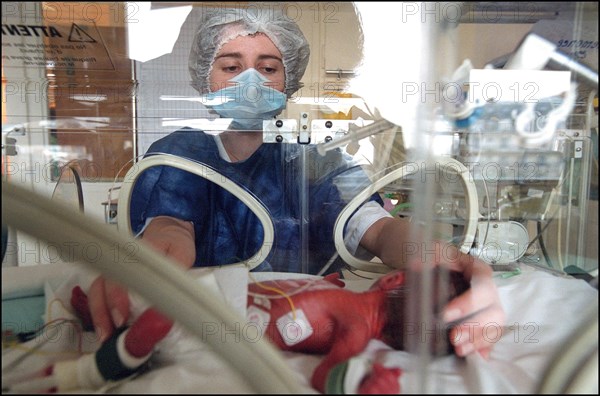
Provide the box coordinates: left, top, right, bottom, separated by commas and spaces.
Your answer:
2, 1, 598, 394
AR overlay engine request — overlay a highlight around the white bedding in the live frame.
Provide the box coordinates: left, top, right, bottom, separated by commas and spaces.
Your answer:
2, 263, 597, 394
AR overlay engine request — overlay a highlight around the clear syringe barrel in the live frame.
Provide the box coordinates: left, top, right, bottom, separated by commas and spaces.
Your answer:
316, 119, 398, 156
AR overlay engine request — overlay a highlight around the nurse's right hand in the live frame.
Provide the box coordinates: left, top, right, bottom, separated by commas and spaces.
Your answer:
88, 216, 196, 342
88, 276, 130, 343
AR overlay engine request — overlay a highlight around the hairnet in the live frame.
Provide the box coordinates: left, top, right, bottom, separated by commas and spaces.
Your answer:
189, 6, 310, 98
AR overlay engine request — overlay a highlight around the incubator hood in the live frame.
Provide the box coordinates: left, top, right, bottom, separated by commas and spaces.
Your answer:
2, 2, 598, 394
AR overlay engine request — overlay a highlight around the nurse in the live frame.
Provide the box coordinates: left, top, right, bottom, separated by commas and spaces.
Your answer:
88, 6, 505, 362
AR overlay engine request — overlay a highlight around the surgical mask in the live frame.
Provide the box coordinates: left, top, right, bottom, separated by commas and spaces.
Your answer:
202, 68, 287, 131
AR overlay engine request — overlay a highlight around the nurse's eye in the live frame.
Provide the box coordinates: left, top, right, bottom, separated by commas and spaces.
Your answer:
222, 65, 241, 73
257, 60, 282, 75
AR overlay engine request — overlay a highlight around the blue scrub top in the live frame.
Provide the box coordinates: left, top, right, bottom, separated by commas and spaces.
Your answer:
130, 128, 382, 275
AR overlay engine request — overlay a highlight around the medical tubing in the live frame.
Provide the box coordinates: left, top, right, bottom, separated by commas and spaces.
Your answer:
316, 119, 397, 156
316, 251, 339, 276
53, 323, 163, 391
536, 220, 554, 269
5, 319, 155, 393
515, 83, 577, 147
2, 182, 305, 393
117, 154, 274, 270
247, 272, 298, 320
333, 157, 479, 273
53, 353, 105, 391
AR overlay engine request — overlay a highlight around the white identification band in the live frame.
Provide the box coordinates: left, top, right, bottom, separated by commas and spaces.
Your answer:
325, 356, 372, 394
344, 357, 372, 394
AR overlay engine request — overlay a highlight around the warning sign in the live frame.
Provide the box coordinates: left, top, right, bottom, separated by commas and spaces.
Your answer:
68, 23, 97, 43
1, 20, 115, 70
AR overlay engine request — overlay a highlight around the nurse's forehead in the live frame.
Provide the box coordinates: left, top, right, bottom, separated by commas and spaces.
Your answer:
215, 34, 282, 58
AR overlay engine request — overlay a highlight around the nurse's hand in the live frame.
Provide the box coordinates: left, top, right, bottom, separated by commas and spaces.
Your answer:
139, 216, 196, 270
361, 217, 505, 359
440, 245, 505, 359
88, 216, 196, 342
88, 276, 130, 343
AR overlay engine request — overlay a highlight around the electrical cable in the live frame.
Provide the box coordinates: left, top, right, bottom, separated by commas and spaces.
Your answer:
247, 275, 324, 301
2, 319, 84, 365
107, 155, 146, 224
343, 265, 375, 280
2, 181, 304, 393
316, 252, 339, 277
476, 173, 492, 255
1, 319, 75, 376
247, 272, 297, 320
536, 220, 554, 269
522, 147, 575, 270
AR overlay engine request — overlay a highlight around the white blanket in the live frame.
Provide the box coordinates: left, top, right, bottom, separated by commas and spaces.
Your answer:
2, 263, 597, 394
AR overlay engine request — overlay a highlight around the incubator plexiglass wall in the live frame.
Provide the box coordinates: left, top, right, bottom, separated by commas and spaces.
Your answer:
5, 1, 596, 274
2, 1, 598, 393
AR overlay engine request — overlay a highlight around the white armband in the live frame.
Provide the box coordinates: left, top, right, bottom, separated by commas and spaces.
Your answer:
325, 357, 372, 394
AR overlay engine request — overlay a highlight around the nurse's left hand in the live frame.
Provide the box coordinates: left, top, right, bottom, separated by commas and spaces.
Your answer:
361, 217, 505, 359
441, 246, 505, 359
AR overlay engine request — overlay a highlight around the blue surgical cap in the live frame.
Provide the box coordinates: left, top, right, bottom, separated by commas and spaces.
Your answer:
189, 6, 310, 98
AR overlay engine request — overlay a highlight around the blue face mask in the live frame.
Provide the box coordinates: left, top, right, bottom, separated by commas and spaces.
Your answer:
202, 68, 287, 131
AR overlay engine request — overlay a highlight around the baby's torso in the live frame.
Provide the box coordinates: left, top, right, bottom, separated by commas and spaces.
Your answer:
247, 276, 351, 353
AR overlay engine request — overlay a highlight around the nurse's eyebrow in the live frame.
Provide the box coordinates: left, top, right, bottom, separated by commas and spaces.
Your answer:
214, 52, 283, 63
257, 54, 283, 63
214, 52, 242, 60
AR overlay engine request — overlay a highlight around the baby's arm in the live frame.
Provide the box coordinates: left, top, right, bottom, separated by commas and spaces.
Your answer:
311, 320, 371, 393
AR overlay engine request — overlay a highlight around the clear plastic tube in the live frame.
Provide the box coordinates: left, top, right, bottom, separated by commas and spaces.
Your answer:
316, 119, 398, 156
2, 181, 304, 393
